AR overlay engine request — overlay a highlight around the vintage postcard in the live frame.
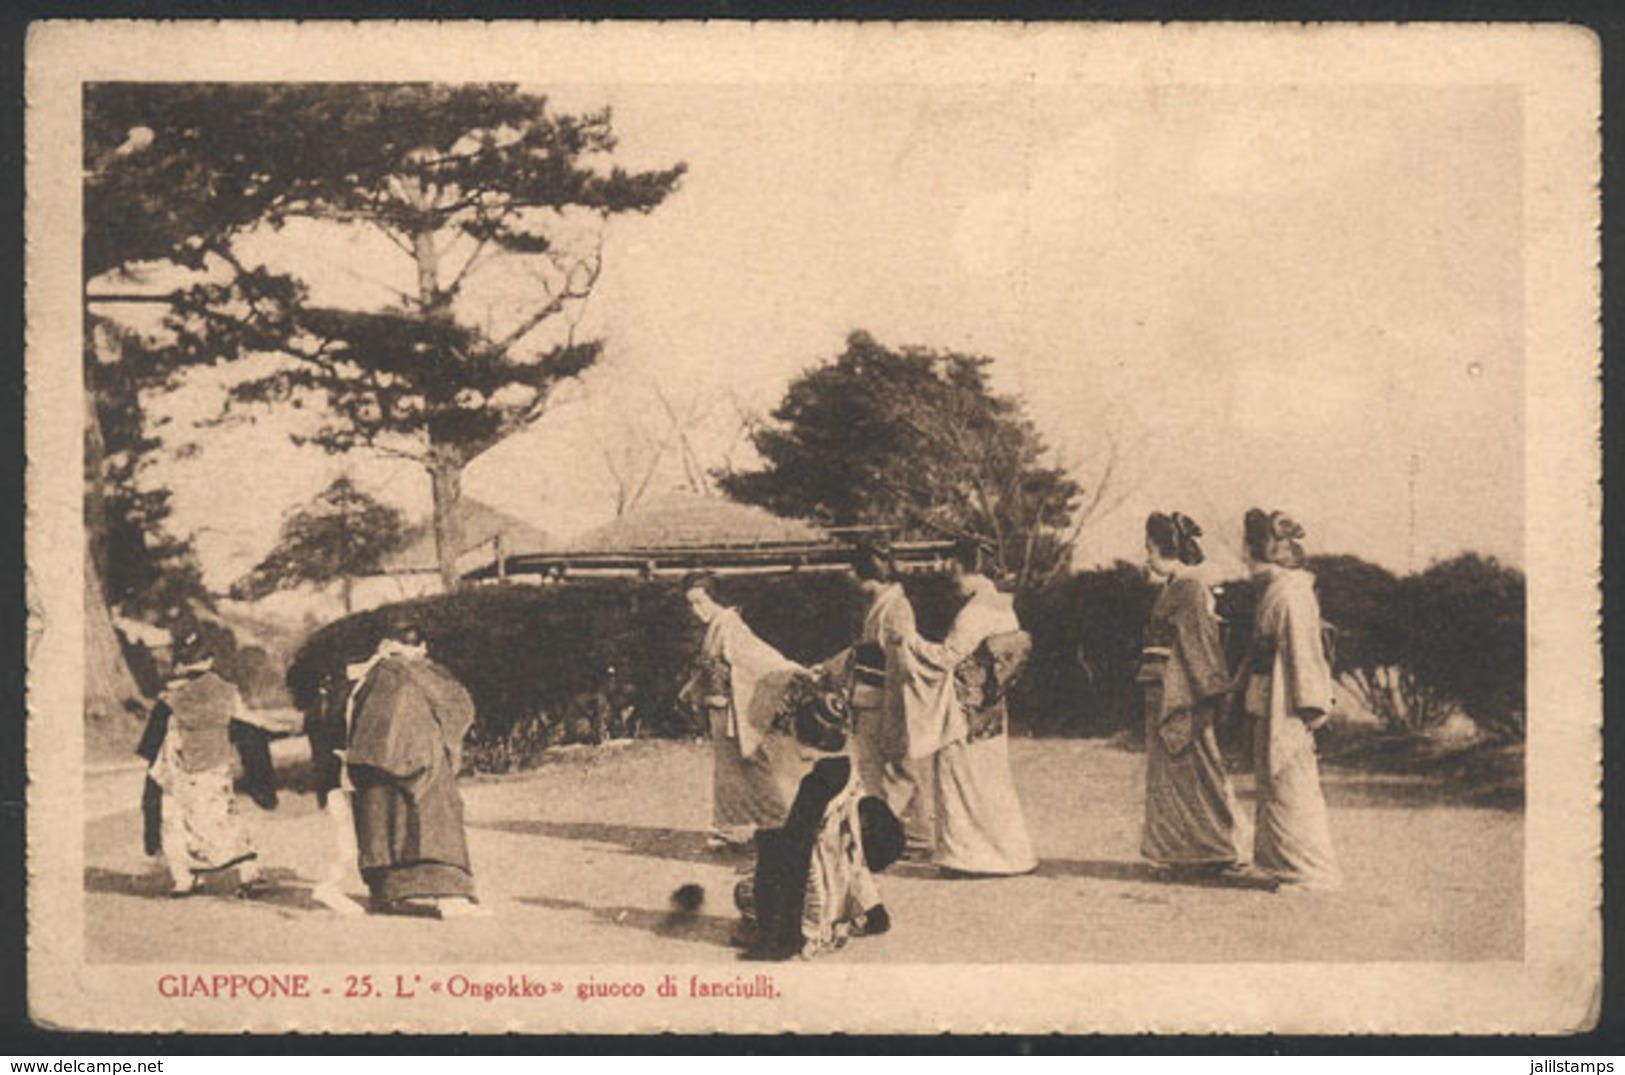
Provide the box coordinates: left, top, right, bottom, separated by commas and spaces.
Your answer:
25, 21, 1601, 1034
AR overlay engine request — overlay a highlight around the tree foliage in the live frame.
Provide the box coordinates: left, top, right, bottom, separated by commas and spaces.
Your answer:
1404, 553, 1525, 739
85, 83, 687, 591
718, 331, 1083, 590
85, 321, 209, 618
1015, 561, 1158, 736
232, 478, 412, 612
1303, 554, 1416, 730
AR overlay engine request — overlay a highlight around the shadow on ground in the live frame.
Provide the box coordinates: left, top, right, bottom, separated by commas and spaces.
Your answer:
518, 894, 740, 951
471, 818, 742, 865
1321, 772, 1524, 811
84, 865, 328, 913
1035, 858, 1277, 890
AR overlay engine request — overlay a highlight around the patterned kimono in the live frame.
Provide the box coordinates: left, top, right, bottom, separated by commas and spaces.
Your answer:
346, 651, 479, 906
681, 608, 810, 843
144, 671, 257, 890
735, 756, 884, 959
1245, 565, 1342, 889
900, 579, 1037, 876
1138, 570, 1246, 868
846, 582, 936, 848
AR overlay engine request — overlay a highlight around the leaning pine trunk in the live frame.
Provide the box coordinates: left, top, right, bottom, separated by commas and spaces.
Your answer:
83, 381, 142, 732
84, 550, 142, 727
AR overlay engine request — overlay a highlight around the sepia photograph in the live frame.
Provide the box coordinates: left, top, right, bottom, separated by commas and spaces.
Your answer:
25, 21, 1601, 1034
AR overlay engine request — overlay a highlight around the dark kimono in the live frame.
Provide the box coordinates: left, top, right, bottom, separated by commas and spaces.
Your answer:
1138, 572, 1245, 868
347, 654, 478, 906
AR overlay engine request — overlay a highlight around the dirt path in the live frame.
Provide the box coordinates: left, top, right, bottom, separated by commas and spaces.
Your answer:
85, 738, 1521, 965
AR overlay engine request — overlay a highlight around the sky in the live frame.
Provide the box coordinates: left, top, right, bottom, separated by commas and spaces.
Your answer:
123, 80, 1524, 588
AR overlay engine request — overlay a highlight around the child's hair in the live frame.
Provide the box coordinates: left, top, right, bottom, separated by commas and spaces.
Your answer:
852, 539, 896, 583
791, 687, 849, 754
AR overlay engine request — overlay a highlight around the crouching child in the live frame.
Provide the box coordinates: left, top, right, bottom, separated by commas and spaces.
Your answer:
734, 683, 905, 961
137, 626, 261, 898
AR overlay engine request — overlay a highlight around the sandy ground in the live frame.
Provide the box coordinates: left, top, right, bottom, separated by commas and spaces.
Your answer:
85, 738, 1522, 964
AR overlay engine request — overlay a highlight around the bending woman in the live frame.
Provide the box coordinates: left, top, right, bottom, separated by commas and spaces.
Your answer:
680, 572, 811, 848
896, 540, 1037, 877
1138, 511, 1246, 872
1241, 509, 1343, 892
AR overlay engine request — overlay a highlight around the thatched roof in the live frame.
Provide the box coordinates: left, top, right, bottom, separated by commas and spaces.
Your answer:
566, 490, 826, 552
383, 499, 552, 574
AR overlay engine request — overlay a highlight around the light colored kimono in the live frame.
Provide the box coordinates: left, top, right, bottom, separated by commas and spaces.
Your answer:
148, 671, 256, 889
1245, 565, 1343, 889
846, 582, 936, 847
683, 607, 810, 842
1139, 569, 1246, 868
899, 577, 1037, 875
800, 758, 884, 955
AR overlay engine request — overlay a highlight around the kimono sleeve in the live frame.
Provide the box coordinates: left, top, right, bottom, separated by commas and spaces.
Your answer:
346, 662, 443, 778
416, 661, 477, 748
1171, 579, 1231, 701
134, 699, 172, 764
1280, 583, 1335, 717
782, 757, 849, 845
880, 590, 918, 648
718, 612, 801, 757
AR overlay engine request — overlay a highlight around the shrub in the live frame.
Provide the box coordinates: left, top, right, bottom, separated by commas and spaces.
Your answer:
1405, 554, 1525, 739
286, 568, 982, 769
1014, 562, 1158, 737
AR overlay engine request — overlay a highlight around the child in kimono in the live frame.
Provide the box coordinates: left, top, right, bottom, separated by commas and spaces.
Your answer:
733, 684, 905, 961
140, 627, 260, 897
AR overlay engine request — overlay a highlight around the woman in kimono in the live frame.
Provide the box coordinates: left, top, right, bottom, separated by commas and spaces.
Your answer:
346, 617, 487, 918
680, 572, 812, 848
1241, 508, 1343, 892
843, 540, 935, 851
895, 540, 1037, 877
1138, 512, 1246, 872
139, 626, 261, 897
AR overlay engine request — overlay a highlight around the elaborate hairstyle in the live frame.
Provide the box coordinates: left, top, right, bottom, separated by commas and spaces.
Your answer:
852, 538, 896, 583
679, 570, 720, 598
1146, 511, 1206, 566
1243, 508, 1307, 568
791, 686, 850, 754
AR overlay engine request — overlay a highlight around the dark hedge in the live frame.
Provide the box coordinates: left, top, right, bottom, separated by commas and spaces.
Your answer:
287, 573, 967, 763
